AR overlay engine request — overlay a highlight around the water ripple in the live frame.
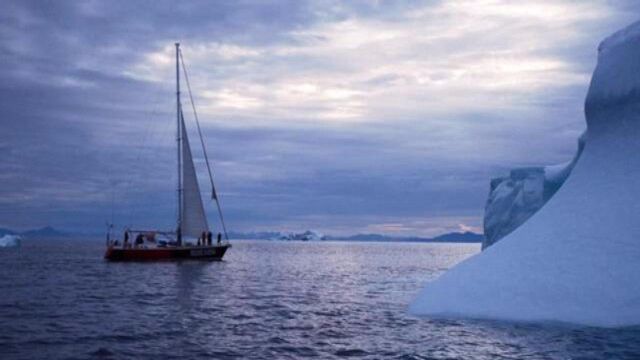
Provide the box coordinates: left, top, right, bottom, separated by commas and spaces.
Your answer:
1, 240, 640, 359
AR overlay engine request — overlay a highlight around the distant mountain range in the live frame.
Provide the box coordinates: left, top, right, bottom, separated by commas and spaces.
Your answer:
336, 231, 483, 243
228, 230, 484, 243
431, 231, 485, 243
0, 226, 69, 238
1, 226, 483, 243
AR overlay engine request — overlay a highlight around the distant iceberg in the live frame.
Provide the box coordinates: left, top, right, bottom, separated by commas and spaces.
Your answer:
273, 230, 326, 241
0, 235, 21, 248
410, 21, 640, 327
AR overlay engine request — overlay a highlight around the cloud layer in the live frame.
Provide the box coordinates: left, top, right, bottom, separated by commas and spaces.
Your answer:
1, 0, 637, 236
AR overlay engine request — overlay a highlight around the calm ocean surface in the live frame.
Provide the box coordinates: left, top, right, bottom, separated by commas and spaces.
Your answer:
1, 239, 639, 359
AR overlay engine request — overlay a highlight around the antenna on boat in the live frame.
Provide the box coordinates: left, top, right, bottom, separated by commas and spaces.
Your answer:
105, 222, 113, 246
176, 42, 183, 245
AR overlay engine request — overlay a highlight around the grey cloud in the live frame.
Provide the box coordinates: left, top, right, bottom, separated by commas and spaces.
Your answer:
0, 0, 636, 235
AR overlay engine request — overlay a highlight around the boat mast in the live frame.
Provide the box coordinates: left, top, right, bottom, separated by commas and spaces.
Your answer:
176, 42, 183, 245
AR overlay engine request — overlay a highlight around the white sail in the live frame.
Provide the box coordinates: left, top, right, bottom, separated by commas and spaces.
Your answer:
181, 115, 209, 238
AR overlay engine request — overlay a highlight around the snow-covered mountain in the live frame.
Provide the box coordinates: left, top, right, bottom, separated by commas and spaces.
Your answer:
0, 226, 68, 238
21, 226, 68, 238
410, 21, 640, 327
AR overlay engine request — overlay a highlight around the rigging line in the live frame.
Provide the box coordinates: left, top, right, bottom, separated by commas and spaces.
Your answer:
178, 49, 217, 199
179, 49, 229, 240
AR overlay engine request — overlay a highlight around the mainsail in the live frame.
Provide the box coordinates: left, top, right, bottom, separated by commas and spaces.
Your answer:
180, 114, 209, 238
173, 42, 228, 243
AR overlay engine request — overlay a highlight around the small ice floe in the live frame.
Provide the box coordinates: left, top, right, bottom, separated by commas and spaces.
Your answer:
0, 235, 21, 248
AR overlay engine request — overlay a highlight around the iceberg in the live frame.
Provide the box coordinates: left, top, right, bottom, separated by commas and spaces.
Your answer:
273, 230, 326, 241
483, 133, 585, 249
0, 235, 21, 248
410, 21, 640, 327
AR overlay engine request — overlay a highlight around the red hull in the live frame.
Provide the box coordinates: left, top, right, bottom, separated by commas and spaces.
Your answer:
104, 244, 230, 261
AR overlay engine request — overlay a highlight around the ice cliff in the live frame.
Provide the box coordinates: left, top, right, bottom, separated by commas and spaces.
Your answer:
483, 133, 585, 249
410, 21, 640, 327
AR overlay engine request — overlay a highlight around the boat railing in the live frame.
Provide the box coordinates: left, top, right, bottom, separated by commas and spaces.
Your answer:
105, 230, 231, 248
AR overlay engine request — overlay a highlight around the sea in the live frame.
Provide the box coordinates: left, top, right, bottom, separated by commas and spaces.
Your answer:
1, 239, 639, 360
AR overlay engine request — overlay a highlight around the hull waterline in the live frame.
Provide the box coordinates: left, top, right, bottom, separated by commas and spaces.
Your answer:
104, 244, 231, 261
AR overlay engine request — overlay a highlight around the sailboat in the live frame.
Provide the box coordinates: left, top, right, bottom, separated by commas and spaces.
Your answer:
105, 43, 231, 261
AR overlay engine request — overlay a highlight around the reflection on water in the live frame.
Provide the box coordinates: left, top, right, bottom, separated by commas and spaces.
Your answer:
1, 239, 639, 359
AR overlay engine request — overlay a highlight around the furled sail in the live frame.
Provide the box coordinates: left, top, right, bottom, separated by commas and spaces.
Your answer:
180, 115, 209, 238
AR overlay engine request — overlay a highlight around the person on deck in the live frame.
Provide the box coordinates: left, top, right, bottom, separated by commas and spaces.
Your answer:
123, 231, 129, 248
217, 232, 222, 244
201, 231, 206, 246
207, 231, 212, 245
135, 233, 144, 247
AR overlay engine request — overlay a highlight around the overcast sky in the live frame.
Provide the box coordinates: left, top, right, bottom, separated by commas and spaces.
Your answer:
1, 1, 638, 236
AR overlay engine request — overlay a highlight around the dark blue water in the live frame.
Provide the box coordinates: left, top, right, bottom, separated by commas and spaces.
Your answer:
1, 239, 639, 359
